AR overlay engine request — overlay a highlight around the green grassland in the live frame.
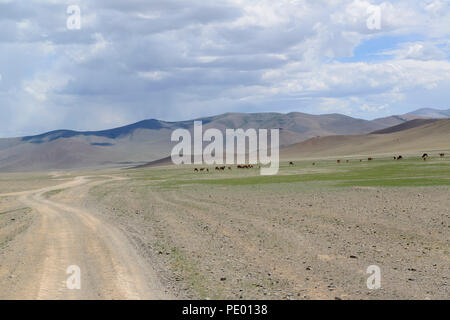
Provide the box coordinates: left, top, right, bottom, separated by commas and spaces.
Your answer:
125, 156, 450, 189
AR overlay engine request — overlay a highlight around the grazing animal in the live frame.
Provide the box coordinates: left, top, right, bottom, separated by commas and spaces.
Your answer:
337, 160, 341, 164
368, 157, 373, 161
422, 153, 429, 161
215, 166, 220, 171
200, 168, 205, 171
397, 155, 403, 160
440, 153, 445, 157
289, 161, 294, 166
194, 168, 199, 172
346, 160, 349, 163
312, 162, 315, 166
393, 156, 397, 160
360, 159, 363, 162
228, 166, 232, 170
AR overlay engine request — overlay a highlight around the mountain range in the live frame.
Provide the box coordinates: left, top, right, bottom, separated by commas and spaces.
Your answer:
0, 108, 448, 171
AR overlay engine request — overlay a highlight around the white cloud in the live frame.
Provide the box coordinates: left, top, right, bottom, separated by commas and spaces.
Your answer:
137, 71, 169, 81
0, 0, 449, 136
382, 41, 448, 60
360, 104, 388, 113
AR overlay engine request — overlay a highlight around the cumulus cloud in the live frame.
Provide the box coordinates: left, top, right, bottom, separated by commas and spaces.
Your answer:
0, 0, 449, 136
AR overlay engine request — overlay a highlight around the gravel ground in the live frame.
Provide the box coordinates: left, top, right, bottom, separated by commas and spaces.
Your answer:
82, 179, 450, 300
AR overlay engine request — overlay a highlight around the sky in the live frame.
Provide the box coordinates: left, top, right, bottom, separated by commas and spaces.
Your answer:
0, 0, 449, 137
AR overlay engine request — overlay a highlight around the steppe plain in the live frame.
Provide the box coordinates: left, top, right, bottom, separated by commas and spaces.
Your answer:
0, 153, 448, 299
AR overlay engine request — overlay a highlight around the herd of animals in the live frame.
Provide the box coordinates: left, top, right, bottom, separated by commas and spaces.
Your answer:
193, 153, 446, 172
193, 165, 255, 172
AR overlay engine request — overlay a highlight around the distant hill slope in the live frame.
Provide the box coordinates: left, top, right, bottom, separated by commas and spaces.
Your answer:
371, 108, 450, 128
282, 119, 450, 159
407, 108, 450, 118
371, 119, 440, 134
0, 112, 385, 172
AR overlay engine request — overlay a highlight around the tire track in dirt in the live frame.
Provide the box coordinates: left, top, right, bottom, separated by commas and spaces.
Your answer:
0, 176, 171, 300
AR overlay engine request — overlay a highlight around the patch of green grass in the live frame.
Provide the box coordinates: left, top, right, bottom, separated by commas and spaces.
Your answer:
43, 189, 64, 198
153, 159, 450, 188
336, 177, 450, 187
0, 207, 31, 215
168, 246, 220, 299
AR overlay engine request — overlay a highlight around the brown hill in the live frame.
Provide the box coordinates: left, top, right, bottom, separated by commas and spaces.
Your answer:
370, 119, 440, 134
370, 108, 450, 128
282, 119, 450, 159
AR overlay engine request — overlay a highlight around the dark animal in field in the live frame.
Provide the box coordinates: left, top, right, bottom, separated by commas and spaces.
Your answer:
289, 161, 294, 166
422, 153, 429, 161
368, 157, 373, 161
200, 168, 205, 171
393, 156, 397, 160
346, 160, 349, 163
228, 166, 232, 170
206, 168, 209, 172
397, 155, 403, 160
440, 153, 445, 157
215, 166, 220, 171
312, 162, 315, 166
360, 159, 362, 162
337, 160, 341, 164
220, 166, 225, 170
194, 168, 199, 172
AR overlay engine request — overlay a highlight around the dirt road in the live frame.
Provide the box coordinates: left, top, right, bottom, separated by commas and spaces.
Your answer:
0, 176, 170, 300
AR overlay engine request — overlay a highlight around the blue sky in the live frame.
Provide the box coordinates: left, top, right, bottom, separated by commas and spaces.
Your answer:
0, 0, 449, 137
